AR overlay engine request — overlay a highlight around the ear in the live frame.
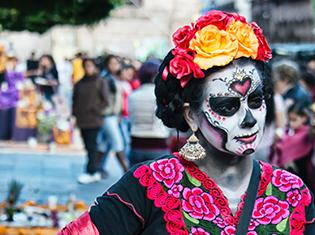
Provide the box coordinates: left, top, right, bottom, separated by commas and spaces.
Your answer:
183, 103, 198, 132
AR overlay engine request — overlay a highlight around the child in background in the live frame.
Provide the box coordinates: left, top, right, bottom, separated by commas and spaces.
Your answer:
270, 103, 313, 185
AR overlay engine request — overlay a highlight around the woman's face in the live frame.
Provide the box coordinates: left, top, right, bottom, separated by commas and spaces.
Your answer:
196, 63, 266, 156
84, 61, 97, 76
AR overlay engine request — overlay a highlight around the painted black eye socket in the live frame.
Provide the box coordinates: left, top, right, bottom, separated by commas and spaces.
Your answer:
248, 86, 264, 109
209, 97, 240, 116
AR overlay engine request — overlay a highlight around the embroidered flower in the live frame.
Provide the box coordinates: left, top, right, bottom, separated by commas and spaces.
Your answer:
221, 226, 236, 235
289, 205, 306, 235
189, 24, 238, 70
190, 227, 211, 235
182, 187, 219, 221
252, 196, 290, 225
165, 210, 187, 235
168, 184, 183, 198
272, 169, 304, 192
226, 20, 259, 59
248, 219, 259, 231
172, 24, 196, 49
150, 158, 185, 188
134, 165, 155, 187
169, 48, 204, 88
287, 190, 302, 207
301, 188, 312, 206
212, 217, 227, 228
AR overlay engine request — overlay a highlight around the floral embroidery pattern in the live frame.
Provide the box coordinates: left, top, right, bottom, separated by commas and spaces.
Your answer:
182, 187, 219, 221
272, 169, 303, 192
252, 196, 289, 225
190, 227, 211, 235
150, 158, 184, 188
133, 155, 314, 235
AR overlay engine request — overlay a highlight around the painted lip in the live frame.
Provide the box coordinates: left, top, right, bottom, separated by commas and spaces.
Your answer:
234, 131, 258, 144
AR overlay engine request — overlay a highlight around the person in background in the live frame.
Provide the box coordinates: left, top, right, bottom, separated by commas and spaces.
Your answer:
270, 103, 313, 186
273, 59, 312, 109
117, 64, 134, 158
97, 54, 129, 177
36, 54, 59, 101
128, 61, 170, 166
0, 45, 7, 86
26, 51, 39, 84
300, 71, 315, 102
72, 52, 85, 85
72, 58, 109, 184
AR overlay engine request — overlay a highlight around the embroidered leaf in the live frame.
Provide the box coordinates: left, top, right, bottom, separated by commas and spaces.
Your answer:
276, 217, 288, 232
185, 171, 201, 187
265, 183, 272, 196
183, 211, 200, 224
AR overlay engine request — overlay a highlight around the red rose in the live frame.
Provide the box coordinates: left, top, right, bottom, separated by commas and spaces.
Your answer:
301, 188, 312, 206
165, 210, 187, 235
182, 187, 219, 221
252, 196, 289, 225
147, 181, 165, 200
250, 22, 272, 61
165, 196, 181, 210
169, 48, 204, 88
202, 179, 216, 190
290, 206, 306, 235
272, 169, 304, 192
134, 165, 150, 178
150, 158, 185, 188
195, 10, 234, 30
172, 24, 196, 49
226, 12, 247, 23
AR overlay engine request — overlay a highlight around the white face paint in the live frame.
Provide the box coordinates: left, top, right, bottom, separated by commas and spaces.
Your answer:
198, 63, 266, 156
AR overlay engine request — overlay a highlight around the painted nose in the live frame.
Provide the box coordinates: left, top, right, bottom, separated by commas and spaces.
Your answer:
240, 109, 257, 128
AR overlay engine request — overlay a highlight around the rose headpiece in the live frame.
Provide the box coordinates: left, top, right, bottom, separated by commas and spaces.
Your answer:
163, 11, 272, 87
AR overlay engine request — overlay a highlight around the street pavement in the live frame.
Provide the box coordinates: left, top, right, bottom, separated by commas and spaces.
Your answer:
0, 150, 123, 205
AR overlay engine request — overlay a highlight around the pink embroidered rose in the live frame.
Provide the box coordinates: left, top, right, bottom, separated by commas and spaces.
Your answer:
252, 196, 289, 225
182, 187, 219, 221
212, 217, 227, 228
190, 227, 211, 235
287, 190, 302, 207
168, 184, 183, 198
247, 232, 258, 235
221, 226, 236, 235
248, 219, 259, 231
272, 169, 304, 192
150, 158, 184, 188
172, 25, 196, 49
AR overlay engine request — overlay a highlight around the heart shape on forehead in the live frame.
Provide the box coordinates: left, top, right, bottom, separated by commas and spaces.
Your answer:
230, 77, 251, 97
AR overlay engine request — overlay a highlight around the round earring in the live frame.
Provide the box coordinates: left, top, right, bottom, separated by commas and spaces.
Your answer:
179, 129, 206, 161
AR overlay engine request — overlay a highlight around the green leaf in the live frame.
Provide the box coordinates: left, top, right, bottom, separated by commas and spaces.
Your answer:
185, 171, 201, 187
183, 211, 199, 225
276, 217, 288, 232
265, 183, 272, 196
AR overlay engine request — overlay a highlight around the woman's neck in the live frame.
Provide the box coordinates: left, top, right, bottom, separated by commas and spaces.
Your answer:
194, 135, 253, 190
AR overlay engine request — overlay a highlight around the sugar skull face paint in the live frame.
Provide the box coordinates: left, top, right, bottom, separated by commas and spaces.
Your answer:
198, 63, 266, 156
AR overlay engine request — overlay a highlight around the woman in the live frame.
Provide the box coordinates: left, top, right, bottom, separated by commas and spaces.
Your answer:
128, 60, 171, 166
60, 11, 315, 234
72, 58, 109, 184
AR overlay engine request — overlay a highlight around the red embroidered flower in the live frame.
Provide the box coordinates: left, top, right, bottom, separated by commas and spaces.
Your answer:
182, 187, 219, 221
168, 184, 183, 198
250, 22, 272, 61
169, 48, 204, 88
190, 227, 211, 235
252, 196, 290, 225
212, 217, 228, 228
150, 158, 184, 188
165, 210, 188, 235
248, 219, 259, 231
272, 169, 304, 192
247, 232, 258, 235
287, 190, 302, 207
301, 188, 312, 206
290, 205, 306, 235
221, 226, 236, 235
165, 196, 181, 210
134, 165, 155, 186
257, 162, 273, 197
172, 24, 196, 49
195, 10, 234, 30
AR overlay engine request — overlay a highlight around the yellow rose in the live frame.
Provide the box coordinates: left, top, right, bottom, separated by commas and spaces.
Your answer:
189, 24, 238, 70
227, 20, 259, 59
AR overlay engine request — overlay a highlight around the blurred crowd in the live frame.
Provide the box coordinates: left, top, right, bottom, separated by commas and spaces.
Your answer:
1, 44, 315, 194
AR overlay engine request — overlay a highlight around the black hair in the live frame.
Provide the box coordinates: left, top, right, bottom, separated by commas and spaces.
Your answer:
301, 71, 315, 88
287, 102, 308, 117
117, 64, 135, 76
82, 58, 96, 68
138, 61, 160, 84
104, 54, 119, 70
155, 51, 272, 132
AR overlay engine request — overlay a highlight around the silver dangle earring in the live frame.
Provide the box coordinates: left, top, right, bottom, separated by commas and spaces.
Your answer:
180, 129, 206, 161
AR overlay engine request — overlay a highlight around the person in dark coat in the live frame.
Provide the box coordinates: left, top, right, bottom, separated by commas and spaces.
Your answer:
72, 58, 109, 184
